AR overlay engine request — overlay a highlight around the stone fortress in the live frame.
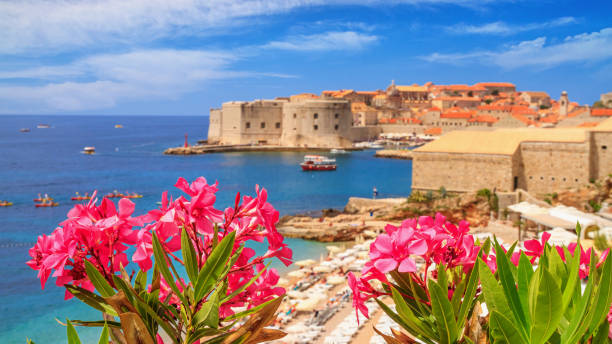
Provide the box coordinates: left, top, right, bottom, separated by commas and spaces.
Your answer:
207, 96, 355, 148
411, 117, 612, 194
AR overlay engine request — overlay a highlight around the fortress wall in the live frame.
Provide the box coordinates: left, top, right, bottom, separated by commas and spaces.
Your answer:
237, 100, 284, 145
591, 132, 612, 180
219, 102, 245, 145
207, 109, 222, 143
519, 141, 590, 194
348, 126, 382, 142
280, 99, 353, 148
412, 152, 515, 192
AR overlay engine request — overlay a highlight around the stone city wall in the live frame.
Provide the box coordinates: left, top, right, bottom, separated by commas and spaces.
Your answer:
412, 152, 515, 192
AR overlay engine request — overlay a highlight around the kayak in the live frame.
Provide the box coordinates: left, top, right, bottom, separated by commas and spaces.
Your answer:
71, 196, 92, 201
35, 202, 59, 207
33, 198, 53, 202
0, 202, 13, 207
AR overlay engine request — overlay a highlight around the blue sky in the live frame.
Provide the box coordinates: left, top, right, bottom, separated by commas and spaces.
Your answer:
0, 0, 611, 115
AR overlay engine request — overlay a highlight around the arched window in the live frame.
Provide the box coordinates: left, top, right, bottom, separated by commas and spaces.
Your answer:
314, 125, 318, 130
246, 122, 250, 129
334, 124, 339, 130
293, 113, 297, 119
260, 122, 265, 129
334, 113, 339, 119
314, 113, 318, 119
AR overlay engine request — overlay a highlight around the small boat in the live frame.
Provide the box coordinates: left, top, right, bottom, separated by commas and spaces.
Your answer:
33, 197, 53, 202
71, 194, 92, 201
106, 193, 124, 198
330, 149, 348, 154
114, 124, 123, 128
19, 128, 30, 133
300, 155, 337, 171
37, 124, 50, 129
35, 202, 59, 207
124, 193, 143, 199
0, 201, 13, 207
82, 146, 95, 155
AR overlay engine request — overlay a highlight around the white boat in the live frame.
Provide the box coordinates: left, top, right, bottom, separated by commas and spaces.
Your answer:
330, 149, 348, 154
300, 155, 337, 171
82, 146, 95, 155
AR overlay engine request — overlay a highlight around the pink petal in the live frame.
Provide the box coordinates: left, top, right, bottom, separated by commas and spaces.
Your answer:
118, 198, 135, 217
374, 235, 394, 255
408, 239, 428, 256
398, 257, 417, 272
374, 258, 398, 273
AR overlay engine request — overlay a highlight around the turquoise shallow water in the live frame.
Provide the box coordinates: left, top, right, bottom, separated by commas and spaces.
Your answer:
0, 115, 412, 343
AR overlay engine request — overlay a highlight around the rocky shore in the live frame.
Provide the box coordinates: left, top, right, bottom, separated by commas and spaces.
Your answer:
278, 192, 495, 242
373, 149, 413, 160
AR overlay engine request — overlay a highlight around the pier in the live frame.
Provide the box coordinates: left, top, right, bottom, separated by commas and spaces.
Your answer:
374, 149, 413, 160
164, 144, 362, 155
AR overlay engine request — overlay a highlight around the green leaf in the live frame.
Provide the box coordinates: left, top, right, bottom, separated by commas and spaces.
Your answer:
375, 298, 436, 344
65, 285, 118, 316
194, 231, 236, 301
529, 269, 563, 344
194, 289, 220, 329
66, 319, 82, 344
437, 263, 449, 293
457, 260, 479, 330
390, 287, 437, 340
429, 281, 458, 344
98, 322, 109, 344
561, 246, 580, 312
478, 257, 512, 316
587, 251, 612, 335
84, 260, 115, 297
152, 232, 188, 306
450, 275, 466, 316
494, 242, 528, 332
517, 252, 534, 325
181, 227, 199, 283
489, 310, 528, 344
134, 270, 147, 293
69, 320, 121, 328
561, 276, 594, 344
591, 318, 611, 344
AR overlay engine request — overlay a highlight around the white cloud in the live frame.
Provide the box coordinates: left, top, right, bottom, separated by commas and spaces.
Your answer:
423, 28, 612, 68
263, 31, 378, 51
0, 0, 503, 55
0, 49, 294, 111
446, 17, 577, 35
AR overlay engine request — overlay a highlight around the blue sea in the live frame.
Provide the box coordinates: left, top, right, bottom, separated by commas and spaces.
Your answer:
0, 115, 412, 343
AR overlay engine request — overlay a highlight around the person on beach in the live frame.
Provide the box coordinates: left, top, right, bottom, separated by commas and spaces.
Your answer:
372, 186, 378, 199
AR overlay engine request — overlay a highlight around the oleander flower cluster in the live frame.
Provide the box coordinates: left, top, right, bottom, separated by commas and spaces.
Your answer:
348, 213, 612, 343
27, 177, 292, 317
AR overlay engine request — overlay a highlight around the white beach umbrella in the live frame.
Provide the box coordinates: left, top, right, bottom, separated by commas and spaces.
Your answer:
363, 230, 377, 238
327, 275, 346, 285
296, 297, 322, 312
313, 265, 332, 273
294, 259, 317, 267
326, 246, 343, 253
287, 269, 308, 278
287, 290, 306, 299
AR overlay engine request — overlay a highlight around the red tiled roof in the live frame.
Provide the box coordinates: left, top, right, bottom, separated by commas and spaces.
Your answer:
592, 108, 612, 117
578, 122, 599, 128
468, 115, 498, 123
539, 115, 558, 124
475, 82, 516, 88
478, 105, 512, 112
427, 107, 441, 112
356, 91, 379, 95
424, 127, 442, 135
441, 111, 474, 119
512, 113, 533, 125
435, 96, 481, 101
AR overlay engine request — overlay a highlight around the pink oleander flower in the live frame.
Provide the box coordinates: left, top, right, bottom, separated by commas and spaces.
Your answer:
523, 232, 551, 261
348, 272, 373, 320
370, 225, 427, 273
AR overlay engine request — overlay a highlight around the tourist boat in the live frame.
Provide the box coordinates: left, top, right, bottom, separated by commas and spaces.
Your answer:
19, 128, 30, 133
82, 146, 95, 155
300, 155, 337, 171
37, 124, 50, 129
35, 202, 59, 207
0, 201, 13, 207
114, 124, 123, 128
